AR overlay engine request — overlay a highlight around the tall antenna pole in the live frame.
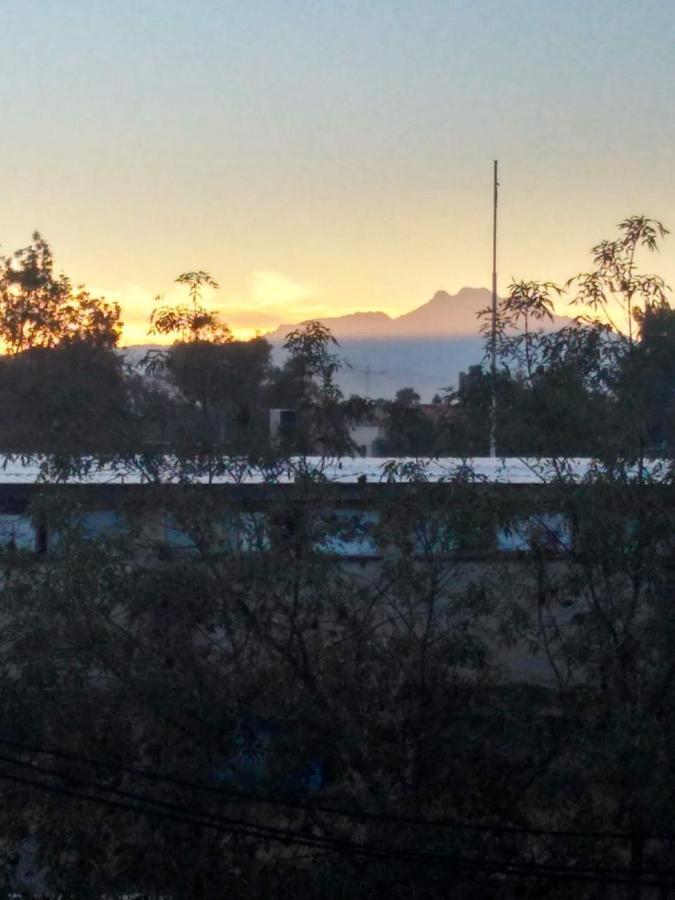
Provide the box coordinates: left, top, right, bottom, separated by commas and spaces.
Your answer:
489, 160, 499, 458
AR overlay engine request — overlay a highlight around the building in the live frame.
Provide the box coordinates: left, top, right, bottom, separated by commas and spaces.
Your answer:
0, 455, 607, 559
270, 408, 386, 457
0, 454, 668, 689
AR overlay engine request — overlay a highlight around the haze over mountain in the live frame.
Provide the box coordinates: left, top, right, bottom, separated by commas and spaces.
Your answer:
124, 288, 571, 403
268, 287, 493, 341
268, 287, 571, 401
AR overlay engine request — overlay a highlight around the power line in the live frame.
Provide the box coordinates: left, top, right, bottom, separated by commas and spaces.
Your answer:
0, 760, 673, 890
0, 734, 672, 844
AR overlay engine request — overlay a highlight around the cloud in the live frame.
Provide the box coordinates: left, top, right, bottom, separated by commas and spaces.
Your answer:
251, 270, 318, 310
96, 271, 330, 343
224, 270, 329, 336
94, 282, 224, 344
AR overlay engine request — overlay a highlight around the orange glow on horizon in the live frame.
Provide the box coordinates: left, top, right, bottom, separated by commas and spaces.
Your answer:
114, 293, 636, 348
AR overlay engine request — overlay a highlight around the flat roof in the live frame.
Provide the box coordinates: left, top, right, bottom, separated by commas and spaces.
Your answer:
0, 456, 667, 486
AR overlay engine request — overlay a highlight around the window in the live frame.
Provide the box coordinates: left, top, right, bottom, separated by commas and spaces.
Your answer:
164, 512, 270, 556
163, 518, 199, 555
0, 515, 36, 551
498, 513, 571, 552
224, 513, 270, 553
82, 510, 125, 539
316, 509, 380, 558
48, 510, 126, 550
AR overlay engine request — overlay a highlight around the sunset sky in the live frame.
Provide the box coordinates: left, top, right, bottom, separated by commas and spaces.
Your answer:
1, 0, 674, 343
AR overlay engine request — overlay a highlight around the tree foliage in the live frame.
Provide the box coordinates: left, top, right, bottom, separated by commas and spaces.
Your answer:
436, 217, 674, 457
149, 271, 231, 343
0, 342, 129, 454
267, 321, 356, 456
1, 218, 675, 895
0, 232, 121, 352
2, 455, 675, 894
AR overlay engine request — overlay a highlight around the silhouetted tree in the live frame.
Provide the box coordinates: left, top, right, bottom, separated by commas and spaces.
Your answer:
143, 272, 276, 455
0, 233, 127, 453
444, 217, 671, 457
378, 388, 435, 456
267, 321, 356, 456
164, 336, 272, 453
149, 271, 230, 343
636, 305, 675, 447
0, 232, 121, 352
0, 343, 129, 454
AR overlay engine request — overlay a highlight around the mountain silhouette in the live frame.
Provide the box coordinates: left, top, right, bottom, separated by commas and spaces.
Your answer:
266, 287, 571, 400
268, 287, 493, 341
125, 289, 572, 402
392, 287, 492, 336
269, 287, 572, 342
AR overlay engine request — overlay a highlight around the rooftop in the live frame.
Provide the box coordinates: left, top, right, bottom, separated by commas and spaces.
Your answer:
0, 456, 668, 486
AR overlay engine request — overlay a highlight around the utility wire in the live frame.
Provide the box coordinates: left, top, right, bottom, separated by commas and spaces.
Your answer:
0, 764, 664, 889
0, 763, 673, 890
0, 734, 669, 844
0, 747, 674, 889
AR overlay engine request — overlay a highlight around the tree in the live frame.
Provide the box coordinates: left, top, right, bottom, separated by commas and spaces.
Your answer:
0, 471, 504, 897
149, 271, 230, 343
3, 218, 675, 897
453, 217, 672, 458
162, 336, 273, 454
4, 458, 675, 893
487, 459, 675, 885
379, 388, 435, 456
268, 321, 356, 456
628, 304, 675, 449
282, 321, 341, 401
0, 232, 121, 352
0, 233, 127, 454
143, 271, 277, 457
570, 215, 669, 348
0, 342, 130, 454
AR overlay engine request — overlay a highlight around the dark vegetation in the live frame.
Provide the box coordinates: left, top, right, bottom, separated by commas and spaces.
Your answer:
1, 220, 675, 461
0, 221, 673, 896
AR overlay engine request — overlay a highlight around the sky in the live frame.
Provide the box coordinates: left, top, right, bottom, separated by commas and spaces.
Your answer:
1, 0, 674, 343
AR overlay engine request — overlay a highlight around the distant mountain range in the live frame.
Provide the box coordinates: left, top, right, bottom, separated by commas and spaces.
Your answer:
268, 287, 493, 341
123, 288, 570, 402
267, 287, 569, 401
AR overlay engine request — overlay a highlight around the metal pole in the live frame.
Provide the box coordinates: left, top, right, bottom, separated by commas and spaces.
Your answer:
489, 160, 499, 458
